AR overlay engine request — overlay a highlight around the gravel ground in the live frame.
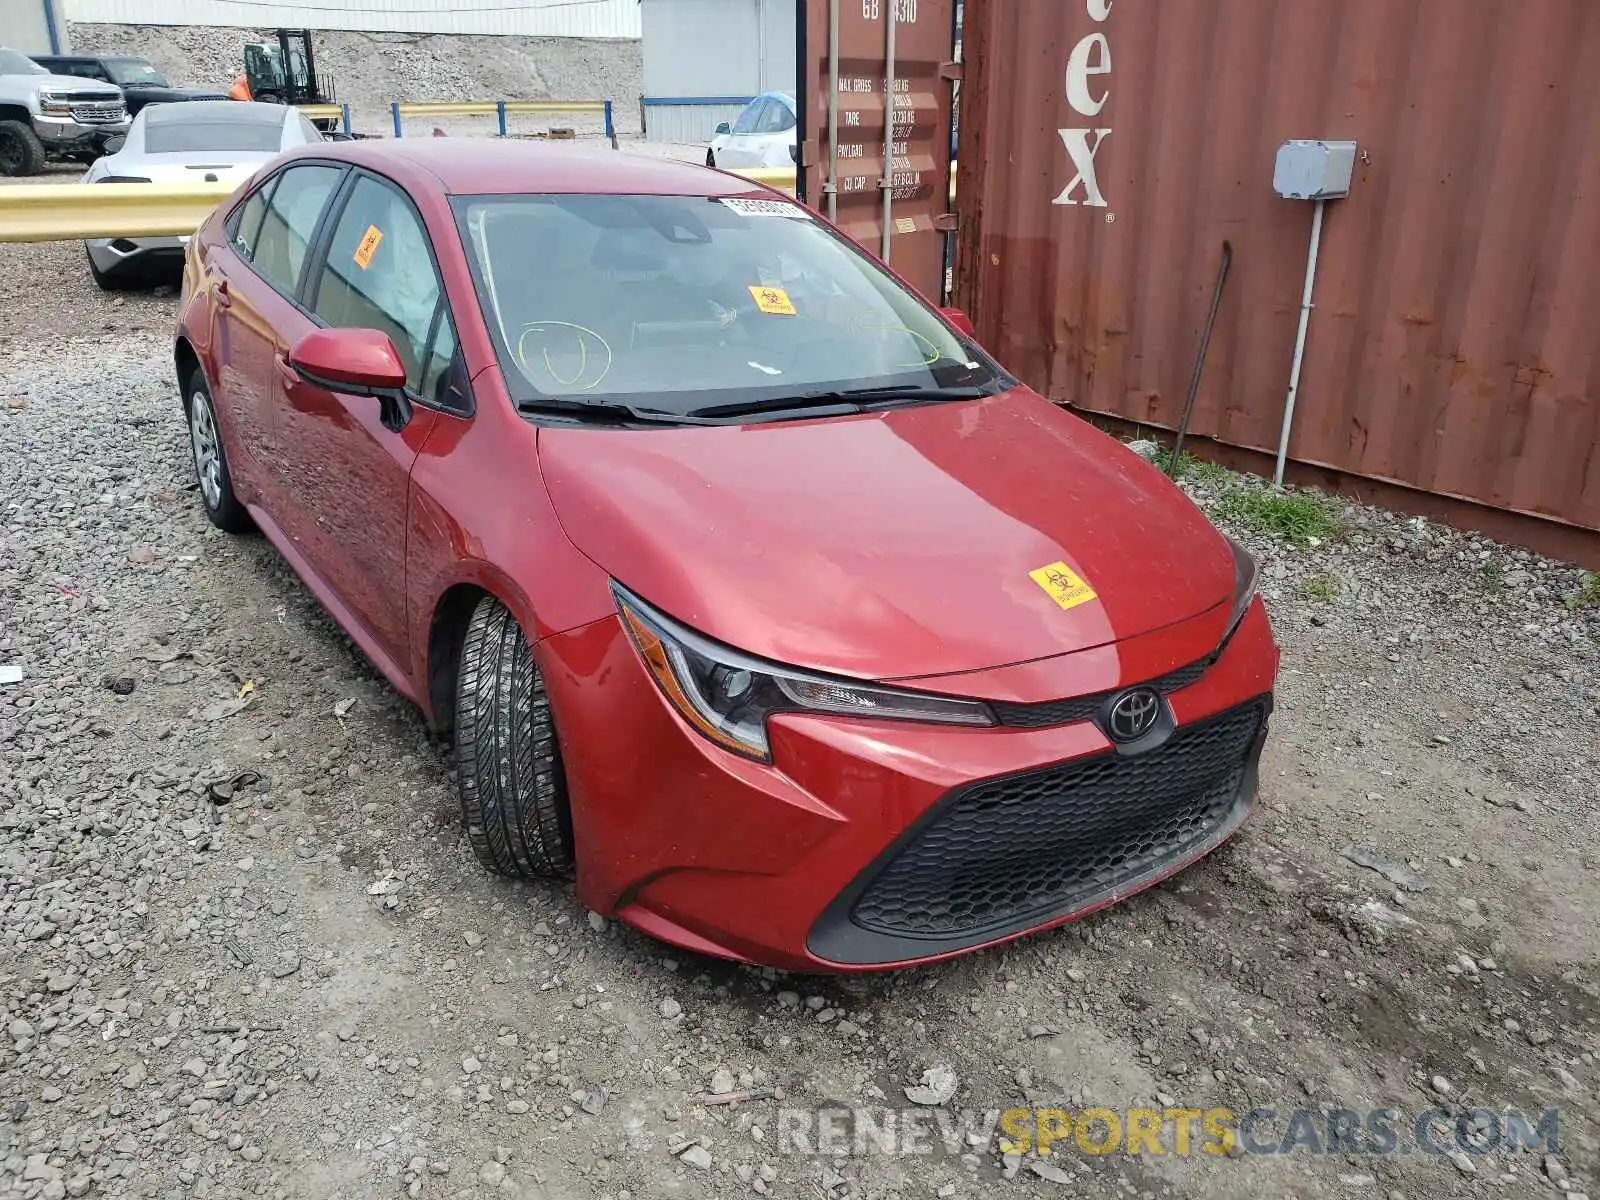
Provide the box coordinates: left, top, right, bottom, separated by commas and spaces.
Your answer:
67, 23, 645, 138
1, 262, 1598, 1199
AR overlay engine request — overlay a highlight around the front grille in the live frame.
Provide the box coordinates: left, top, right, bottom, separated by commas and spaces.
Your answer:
990, 656, 1210, 729
846, 700, 1267, 941
70, 101, 126, 124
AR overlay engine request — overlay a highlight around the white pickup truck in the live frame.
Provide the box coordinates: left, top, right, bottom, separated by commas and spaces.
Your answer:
0, 46, 129, 176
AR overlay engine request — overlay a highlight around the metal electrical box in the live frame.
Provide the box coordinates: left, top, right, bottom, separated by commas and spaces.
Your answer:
1273, 139, 1357, 200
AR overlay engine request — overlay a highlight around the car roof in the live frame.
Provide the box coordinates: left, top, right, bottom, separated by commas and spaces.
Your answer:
288, 139, 778, 199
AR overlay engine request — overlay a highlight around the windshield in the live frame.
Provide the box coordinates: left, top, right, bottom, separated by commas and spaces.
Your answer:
455, 193, 1004, 416
145, 118, 283, 154
0, 50, 45, 76
107, 59, 167, 86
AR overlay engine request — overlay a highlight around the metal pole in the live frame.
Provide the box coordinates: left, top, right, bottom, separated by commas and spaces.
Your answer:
1274, 198, 1325, 487
880, 0, 897, 260
604, 100, 617, 148
42, 0, 63, 55
391, 102, 402, 139
757, 0, 767, 91
825, 0, 839, 222
497, 101, 507, 138
341, 102, 352, 137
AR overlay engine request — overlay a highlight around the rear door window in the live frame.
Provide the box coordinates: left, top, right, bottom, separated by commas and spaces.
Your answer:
250, 163, 343, 297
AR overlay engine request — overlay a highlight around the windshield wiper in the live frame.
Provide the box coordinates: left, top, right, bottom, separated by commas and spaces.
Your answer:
516, 397, 706, 427
682, 385, 992, 421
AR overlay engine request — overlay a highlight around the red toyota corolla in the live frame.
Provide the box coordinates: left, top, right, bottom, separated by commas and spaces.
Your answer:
174, 140, 1278, 972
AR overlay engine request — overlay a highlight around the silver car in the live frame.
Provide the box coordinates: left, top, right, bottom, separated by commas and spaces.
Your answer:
83, 100, 323, 289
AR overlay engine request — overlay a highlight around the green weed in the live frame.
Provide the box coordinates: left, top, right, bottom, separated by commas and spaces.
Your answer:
1300, 572, 1341, 603
1214, 485, 1343, 546
1566, 571, 1600, 611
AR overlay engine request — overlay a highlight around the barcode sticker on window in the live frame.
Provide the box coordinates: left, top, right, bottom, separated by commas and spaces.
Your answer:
719, 197, 812, 220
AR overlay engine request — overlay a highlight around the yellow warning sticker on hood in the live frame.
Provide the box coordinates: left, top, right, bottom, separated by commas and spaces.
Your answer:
749, 285, 797, 315
1029, 561, 1098, 611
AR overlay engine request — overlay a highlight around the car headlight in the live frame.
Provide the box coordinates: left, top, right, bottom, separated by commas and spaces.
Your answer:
37, 90, 74, 116
1221, 535, 1258, 643
614, 584, 994, 761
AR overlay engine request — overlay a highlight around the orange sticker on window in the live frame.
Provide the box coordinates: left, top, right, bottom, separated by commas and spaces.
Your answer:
1028, 561, 1098, 611
749, 285, 797, 316
353, 225, 383, 269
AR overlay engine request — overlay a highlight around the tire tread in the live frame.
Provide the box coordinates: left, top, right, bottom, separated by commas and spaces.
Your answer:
456, 596, 574, 879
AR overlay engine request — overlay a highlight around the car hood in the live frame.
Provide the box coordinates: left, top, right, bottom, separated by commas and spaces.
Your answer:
539, 388, 1237, 681
32, 71, 122, 97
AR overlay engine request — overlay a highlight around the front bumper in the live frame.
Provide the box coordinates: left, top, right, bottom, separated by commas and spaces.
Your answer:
31, 112, 128, 152
538, 599, 1278, 972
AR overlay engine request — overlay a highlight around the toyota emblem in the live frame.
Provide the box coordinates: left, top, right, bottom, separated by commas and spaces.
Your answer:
1106, 688, 1161, 742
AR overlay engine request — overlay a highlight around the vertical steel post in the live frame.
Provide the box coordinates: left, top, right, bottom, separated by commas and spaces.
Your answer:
41, 0, 63, 55
341, 102, 352, 136
880, 0, 898, 260
497, 101, 507, 138
825, 0, 839, 222
604, 100, 617, 148
1274, 198, 1326, 487
391, 102, 402, 138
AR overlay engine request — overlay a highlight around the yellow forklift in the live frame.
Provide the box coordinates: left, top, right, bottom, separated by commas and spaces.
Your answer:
229, 29, 339, 132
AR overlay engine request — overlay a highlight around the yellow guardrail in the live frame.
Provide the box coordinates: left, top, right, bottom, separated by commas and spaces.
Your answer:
735, 167, 798, 194
296, 103, 346, 124
0, 182, 237, 243
392, 98, 616, 142
0, 166, 952, 242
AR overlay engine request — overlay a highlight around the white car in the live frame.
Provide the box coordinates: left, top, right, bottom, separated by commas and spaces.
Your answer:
83, 99, 322, 289
706, 92, 796, 170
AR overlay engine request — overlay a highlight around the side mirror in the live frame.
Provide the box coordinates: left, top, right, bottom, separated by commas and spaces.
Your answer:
102, 134, 125, 154
288, 328, 412, 428
714, 121, 731, 135
940, 307, 975, 338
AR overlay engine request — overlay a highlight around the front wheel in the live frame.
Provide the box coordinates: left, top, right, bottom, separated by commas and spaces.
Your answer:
0, 120, 46, 177
455, 596, 575, 879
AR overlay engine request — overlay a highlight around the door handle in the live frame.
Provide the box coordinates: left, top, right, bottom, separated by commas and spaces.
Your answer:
213, 278, 231, 308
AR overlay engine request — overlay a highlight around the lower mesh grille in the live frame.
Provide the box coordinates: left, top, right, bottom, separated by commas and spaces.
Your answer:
847, 701, 1266, 940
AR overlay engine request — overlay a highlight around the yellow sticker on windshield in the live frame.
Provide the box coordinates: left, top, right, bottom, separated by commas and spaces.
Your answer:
1029, 561, 1098, 611
749, 285, 797, 316
353, 225, 383, 269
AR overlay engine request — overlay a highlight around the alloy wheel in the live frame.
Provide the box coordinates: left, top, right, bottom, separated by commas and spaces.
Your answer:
189, 389, 223, 510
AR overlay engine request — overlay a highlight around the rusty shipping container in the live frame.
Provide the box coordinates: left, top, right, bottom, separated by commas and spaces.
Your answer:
955, 0, 1600, 561
797, 0, 959, 300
